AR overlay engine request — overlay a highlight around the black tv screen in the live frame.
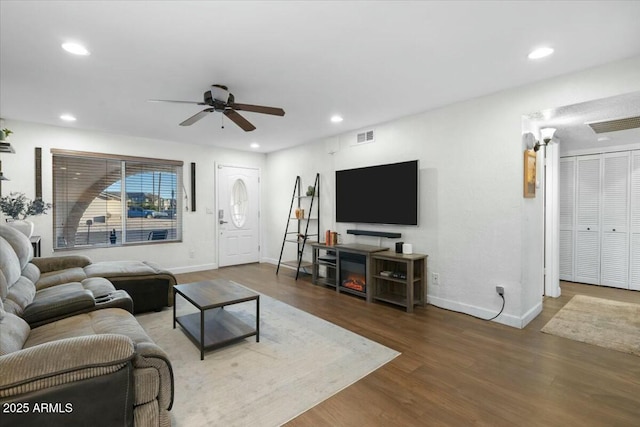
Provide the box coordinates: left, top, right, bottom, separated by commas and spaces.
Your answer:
336, 160, 418, 225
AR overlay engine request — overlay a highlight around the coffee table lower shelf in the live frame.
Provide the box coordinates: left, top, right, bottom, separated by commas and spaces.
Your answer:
175, 308, 258, 359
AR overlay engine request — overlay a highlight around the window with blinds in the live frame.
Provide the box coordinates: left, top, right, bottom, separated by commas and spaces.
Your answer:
52, 150, 183, 249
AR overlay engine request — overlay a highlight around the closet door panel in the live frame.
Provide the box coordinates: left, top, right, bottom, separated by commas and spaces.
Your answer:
600, 152, 630, 288
630, 150, 640, 290
559, 230, 574, 280
574, 155, 601, 284
576, 156, 601, 230
601, 232, 629, 288
575, 230, 600, 284
630, 233, 640, 291
559, 158, 575, 281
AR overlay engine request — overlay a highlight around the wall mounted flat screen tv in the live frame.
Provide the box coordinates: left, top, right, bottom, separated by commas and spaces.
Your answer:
336, 160, 418, 225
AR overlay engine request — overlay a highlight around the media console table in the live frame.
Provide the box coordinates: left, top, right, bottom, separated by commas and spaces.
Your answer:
311, 243, 427, 312
370, 250, 427, 312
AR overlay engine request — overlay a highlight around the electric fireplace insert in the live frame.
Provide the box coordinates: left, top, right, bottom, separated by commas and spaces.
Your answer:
339, 251, 367, 295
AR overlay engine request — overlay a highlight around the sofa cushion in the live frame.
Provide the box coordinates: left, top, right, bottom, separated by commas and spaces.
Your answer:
22, 263, 41, 285
37, 267, 88, 290
0, 309, 31, 356
5, 276, 37, 316
81, 277, 117, 298
23, 284, 95, 325
36, 281, 85, 297
25, 308, 155, 349
0, 237, 22, 299
30, 255, 92, 274
0, 225, 33, 271
84, 260, 163, 278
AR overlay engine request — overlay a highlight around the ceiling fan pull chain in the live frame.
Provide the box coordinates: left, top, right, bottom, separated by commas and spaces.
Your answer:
221, 113, 224, 129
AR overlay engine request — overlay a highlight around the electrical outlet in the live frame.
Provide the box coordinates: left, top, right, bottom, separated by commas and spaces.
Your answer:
189, 249, 195, 259
496, 286, 504, 296
432, 273, 439, 286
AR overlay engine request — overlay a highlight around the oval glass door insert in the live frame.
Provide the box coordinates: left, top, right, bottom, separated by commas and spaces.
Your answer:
230, 178, 248, 228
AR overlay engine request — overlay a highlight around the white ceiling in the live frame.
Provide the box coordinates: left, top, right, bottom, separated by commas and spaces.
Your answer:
2, 1, 640, 153
527, 91, 640, 154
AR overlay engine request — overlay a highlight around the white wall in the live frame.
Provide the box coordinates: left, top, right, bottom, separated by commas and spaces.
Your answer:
265, 55, 640, 328
0, 120, 266, 273
3, 56, 639, 328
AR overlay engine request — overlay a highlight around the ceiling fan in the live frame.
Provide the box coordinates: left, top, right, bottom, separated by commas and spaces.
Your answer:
149, 84, 285, 131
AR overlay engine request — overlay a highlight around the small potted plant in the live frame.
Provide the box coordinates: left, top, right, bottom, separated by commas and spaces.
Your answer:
0, 128, 13, 141
0, 192, 51, 237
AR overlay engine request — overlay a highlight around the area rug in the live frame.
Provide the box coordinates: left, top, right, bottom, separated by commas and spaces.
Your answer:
136, 290, 400, 426
541, 295, 640, 356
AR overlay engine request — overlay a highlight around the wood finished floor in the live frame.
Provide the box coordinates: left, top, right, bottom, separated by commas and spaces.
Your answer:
174, 264, 640, 427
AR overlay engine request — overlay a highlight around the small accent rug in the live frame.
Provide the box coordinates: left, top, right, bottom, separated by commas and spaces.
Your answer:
541, 295, 640, 356
136, 291, 399, 426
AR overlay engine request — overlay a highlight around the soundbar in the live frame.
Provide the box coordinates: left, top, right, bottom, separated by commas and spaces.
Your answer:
346, 229, 401, 238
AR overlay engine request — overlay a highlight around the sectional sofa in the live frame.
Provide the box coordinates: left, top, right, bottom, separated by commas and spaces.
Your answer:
0, 225, 174, 426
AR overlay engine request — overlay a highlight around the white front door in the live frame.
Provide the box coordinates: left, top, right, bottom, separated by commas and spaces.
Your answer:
217, 165, 260, 267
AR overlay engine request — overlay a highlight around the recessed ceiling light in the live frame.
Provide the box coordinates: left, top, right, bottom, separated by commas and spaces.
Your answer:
250, 142, 260, 149
597, 136, 611, 142
61, 42, 90, 56
528, 47, 554, 60
330, 115, 343, 123
60, 114, 77, 122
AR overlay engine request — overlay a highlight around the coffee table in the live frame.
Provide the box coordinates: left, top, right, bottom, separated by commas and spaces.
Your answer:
173, 279, 260, 360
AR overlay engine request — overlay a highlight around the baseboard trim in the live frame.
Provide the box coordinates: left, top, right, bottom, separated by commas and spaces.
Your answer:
169, 263, 218, 275
427, 295, 524, 329
520, 301, 543, 328
261, 258, 309, 272
167, 262, 542, 329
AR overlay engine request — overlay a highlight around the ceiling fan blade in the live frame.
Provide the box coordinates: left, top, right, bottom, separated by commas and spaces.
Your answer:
149, 99, 206, 105
231, 103, 285, 116
224, 109, 256, 132
179, 108, 214, 126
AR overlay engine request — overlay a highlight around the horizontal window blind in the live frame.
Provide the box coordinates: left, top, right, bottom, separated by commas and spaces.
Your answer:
52, 151, 182, 249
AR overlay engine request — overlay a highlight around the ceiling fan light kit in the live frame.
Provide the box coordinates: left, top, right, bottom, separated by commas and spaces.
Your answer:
208, 84, 230, 104
150, 84, 285, 132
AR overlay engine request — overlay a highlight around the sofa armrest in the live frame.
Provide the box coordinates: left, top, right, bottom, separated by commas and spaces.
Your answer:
0, 334, 134, 391
22, 290, 95, 326
31, 255, 92, 274
134, 341, 175, 410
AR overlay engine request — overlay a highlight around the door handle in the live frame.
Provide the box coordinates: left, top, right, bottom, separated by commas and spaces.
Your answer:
219, 220, 228, 225
587, 227, 590, 231
612, 228, 616, 232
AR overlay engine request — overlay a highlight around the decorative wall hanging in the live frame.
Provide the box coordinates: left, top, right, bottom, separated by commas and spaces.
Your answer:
524, 150, 536, 198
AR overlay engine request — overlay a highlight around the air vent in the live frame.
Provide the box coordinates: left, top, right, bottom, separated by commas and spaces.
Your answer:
356, 130, 375, 144
587, 116, 640, 134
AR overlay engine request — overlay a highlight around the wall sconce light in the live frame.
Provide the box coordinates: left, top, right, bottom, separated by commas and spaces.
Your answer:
525, 128, 557, 152
540, 127, 557, 144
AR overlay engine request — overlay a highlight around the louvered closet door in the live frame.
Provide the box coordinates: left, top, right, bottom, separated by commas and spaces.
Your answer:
630, 150, 640, 291
575, 155, 601, 285
600, 152, 630, 289
559, 158, 576, 281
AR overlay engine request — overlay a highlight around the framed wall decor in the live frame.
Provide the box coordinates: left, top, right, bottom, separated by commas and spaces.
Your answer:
523, 150, 536, 198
